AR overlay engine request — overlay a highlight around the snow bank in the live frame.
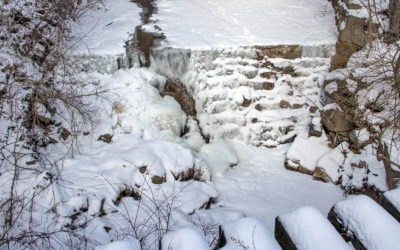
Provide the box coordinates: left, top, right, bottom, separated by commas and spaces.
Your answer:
333, 195, 400, 250
148, 0, 337, 49
220, 217, 281, 250
96, 239, 141, 250
278, 206, 350, 250
161, 228, 209, 250
198, 140, 239, 178
72, 0, 141, 55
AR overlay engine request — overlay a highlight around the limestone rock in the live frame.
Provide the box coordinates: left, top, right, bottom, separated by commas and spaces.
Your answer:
321, 108, 355, 132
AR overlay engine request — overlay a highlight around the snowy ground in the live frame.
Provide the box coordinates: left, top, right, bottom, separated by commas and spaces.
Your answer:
212, 142, 344, 231
146, 0, 338, 49
61, 0, 347, 248
71, 0, 141, 55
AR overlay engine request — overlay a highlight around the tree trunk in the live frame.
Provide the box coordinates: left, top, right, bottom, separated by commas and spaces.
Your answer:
389, 0, 400, 35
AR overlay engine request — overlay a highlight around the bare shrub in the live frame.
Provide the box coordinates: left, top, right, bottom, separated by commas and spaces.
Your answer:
0, 0, 105, 247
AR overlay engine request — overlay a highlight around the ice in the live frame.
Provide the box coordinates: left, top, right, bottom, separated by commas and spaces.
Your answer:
278, 206, 350, 250
149, 0, 337, 49
72, 0, 141, 55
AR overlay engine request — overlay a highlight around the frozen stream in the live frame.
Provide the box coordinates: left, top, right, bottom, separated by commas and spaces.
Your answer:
211, 141, 345, 231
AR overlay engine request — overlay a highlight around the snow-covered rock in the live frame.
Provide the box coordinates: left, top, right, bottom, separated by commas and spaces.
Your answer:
329, 195, 400, 250
161, 228, 209, 250
285, 133, 331, 175
219, 217, 281, 250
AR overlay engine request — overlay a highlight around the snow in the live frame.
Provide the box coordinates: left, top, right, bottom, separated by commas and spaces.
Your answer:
316, 144, 348, 183
334, 195, 400, 250
325, 81, 338, 94
198, 140, 239, 178
72, 0, 141, 55
278, 206, 350, 250
220, 217, 281, 250
148, 0, 338, 49
384, 188, 400, 212
161, 228, 209, 250
96, 239, 141, 250
286, 132, 331, 172
212, 141, 345, 231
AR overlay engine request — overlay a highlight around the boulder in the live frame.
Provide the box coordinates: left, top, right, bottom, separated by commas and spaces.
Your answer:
321, 108, 355, 132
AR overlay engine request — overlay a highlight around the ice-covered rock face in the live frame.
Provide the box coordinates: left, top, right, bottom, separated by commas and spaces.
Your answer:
151, 46, 334, 147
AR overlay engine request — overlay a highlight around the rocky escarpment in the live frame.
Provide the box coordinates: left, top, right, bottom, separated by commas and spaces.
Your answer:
285, 0, 400, 192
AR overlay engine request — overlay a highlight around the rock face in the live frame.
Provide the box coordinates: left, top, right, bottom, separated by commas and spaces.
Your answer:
330, 0, 379, 71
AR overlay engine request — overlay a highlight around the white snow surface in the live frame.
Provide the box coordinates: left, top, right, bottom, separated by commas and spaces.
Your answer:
161, 228, 209, 250
96, 239, 141, 250
72, 0, 141, 55
384, 188, 400, 212
212, 142, 344, 230
220, 217, 281, 250
334, 195, 400, 250
279, 206, 350, 250
148, 0, 338, 49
